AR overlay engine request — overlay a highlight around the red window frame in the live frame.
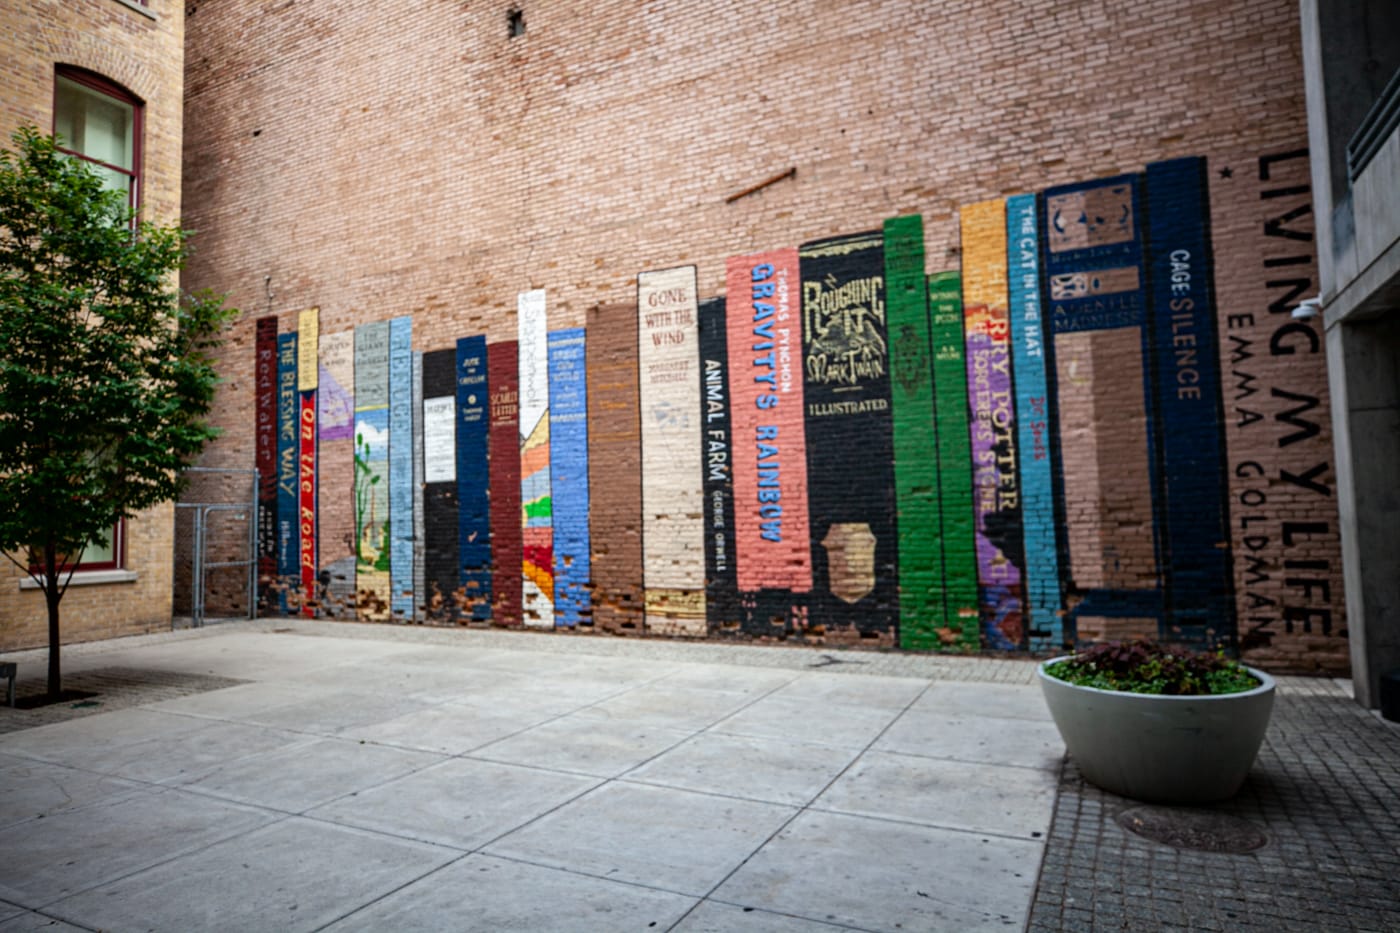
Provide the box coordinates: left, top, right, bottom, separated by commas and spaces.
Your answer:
52, 65, 144, 215
28, 523, 127, 574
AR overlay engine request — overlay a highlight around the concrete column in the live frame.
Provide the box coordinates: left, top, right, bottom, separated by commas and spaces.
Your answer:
1327, 314, 1400, 706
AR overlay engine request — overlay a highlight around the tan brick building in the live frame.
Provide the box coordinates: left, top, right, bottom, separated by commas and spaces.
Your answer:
0, 0, 186, 651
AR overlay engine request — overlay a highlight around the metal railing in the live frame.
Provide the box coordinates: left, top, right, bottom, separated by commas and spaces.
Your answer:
1347, 66, 1400, 183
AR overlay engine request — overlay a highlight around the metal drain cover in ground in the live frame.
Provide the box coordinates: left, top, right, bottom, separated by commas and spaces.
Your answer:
1115, 806, 1268, 853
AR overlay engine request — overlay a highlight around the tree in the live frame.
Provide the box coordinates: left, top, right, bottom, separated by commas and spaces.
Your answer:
0, 126, 235, 699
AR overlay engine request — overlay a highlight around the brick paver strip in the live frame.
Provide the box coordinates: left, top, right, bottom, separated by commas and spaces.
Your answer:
1028, 680, 1400, 932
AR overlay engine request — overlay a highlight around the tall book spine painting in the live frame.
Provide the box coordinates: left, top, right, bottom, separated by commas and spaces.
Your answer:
884, 215, 942, 650
637, 266, 707, 636
422, 347, 458, 621
725, 250, 811, 637
698, 297, 738, 633
317, 329, 355, 615
1006, 195, 1062, 651
488, 340, 523, 626
549, 328, 590, 627
1145, 157, 1232, 644
255, 316, 277, 614
586, 303, 644, 634
1041, 173, 1160, 644
412, 350, 425, 620
297, 308, 318, 616
388, 315, 414, 619
276, 330, 298, 609
456, 336, 492, 621
518, 290, 554, 629
928, 272, 981, 649
961, 199, 1026, 650
799, 232, 897, 644
353, 321, 390, 620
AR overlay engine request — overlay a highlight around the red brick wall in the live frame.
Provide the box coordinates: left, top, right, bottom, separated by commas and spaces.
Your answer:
182, 0, 1344, 670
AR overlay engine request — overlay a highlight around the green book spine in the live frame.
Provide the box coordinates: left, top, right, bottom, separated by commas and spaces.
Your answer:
928, 271, 980, 651
886, 216, 942, 650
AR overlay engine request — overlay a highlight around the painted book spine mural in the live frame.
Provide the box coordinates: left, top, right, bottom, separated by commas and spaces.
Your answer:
726, 249, 811, 637
884, 215, 943, 650
697, 297, 738, 633
1208, 146, 1343, 667
412, 350, 425, 619
317, 330, 355, 615
928, 272, 981, 649
456, 336, 492, 622
800, 231, 897, 643
548, 328, 590, 627
637, 266, 707, 636
276, 331, 299, 602
389, 315, 414, 619
255, 316, 277, 613
586, 303, 644, 634
1006, 195, 1063, 651
1042, 173, 1159, 643
422, 347, 458, 621
297, 308, 318, 616
353, 320, 390, 620
1145, 157, 1233, 645
518, 290, 554, 629
488, 340, 523, 626
961, 199, 1026, 650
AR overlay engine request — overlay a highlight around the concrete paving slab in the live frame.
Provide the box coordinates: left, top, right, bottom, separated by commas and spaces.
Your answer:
178, 736, 444, 812
575, 684, 756, 731
484, 781, 796, 895
712, 695, 903, 749
0, 786, 276, 906
0, 912, 88, 932
338, 701, 556, 755
770, 672, 930, 710
0, 708, 209, 766
873, 710, 1064, 770
47, 817, 458, 933
622, 732, 859, 807
0, 754, 146, 829
92, 719, 310, 785
674, 901, 859, 931
239, 689, 441, 736
140, 680, 339, 721
306, 757, 600, 849
812, 749, 1057, 839
471, 713, 693, 777
653, 663, 799, 696
910, 681, 1054, 721
0, 901, 23, 924
714, 809, 1043, 932
322, 853, 697, 932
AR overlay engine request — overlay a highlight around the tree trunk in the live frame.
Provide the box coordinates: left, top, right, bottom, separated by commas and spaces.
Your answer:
44, 539, 62, 699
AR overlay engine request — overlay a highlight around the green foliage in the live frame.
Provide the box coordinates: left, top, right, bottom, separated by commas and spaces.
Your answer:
1045, 639, 1260, 696
0, 125, 234, 645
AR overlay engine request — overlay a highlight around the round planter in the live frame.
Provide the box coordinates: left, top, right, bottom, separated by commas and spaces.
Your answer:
1038, 657, 1276, 804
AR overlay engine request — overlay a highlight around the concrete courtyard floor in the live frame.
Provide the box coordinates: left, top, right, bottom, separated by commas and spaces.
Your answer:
5, 621, 1399, 932
0, 621, 1062, 932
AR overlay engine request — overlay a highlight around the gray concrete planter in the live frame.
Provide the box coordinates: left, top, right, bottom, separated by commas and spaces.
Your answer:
1038, 658, 1276, 804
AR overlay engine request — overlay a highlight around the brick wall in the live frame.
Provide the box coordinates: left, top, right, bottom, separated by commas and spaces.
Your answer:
0, 0, 185, 652
182, 0, 1345, 671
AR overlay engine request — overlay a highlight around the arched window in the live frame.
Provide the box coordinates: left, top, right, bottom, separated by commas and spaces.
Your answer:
53, 66, 143, 212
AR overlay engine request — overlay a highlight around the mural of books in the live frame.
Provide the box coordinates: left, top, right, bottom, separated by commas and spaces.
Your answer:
251, 153, 1341, 662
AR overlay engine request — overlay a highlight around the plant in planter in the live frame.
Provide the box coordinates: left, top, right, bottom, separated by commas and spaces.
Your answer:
1038, 639, 1276, 804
